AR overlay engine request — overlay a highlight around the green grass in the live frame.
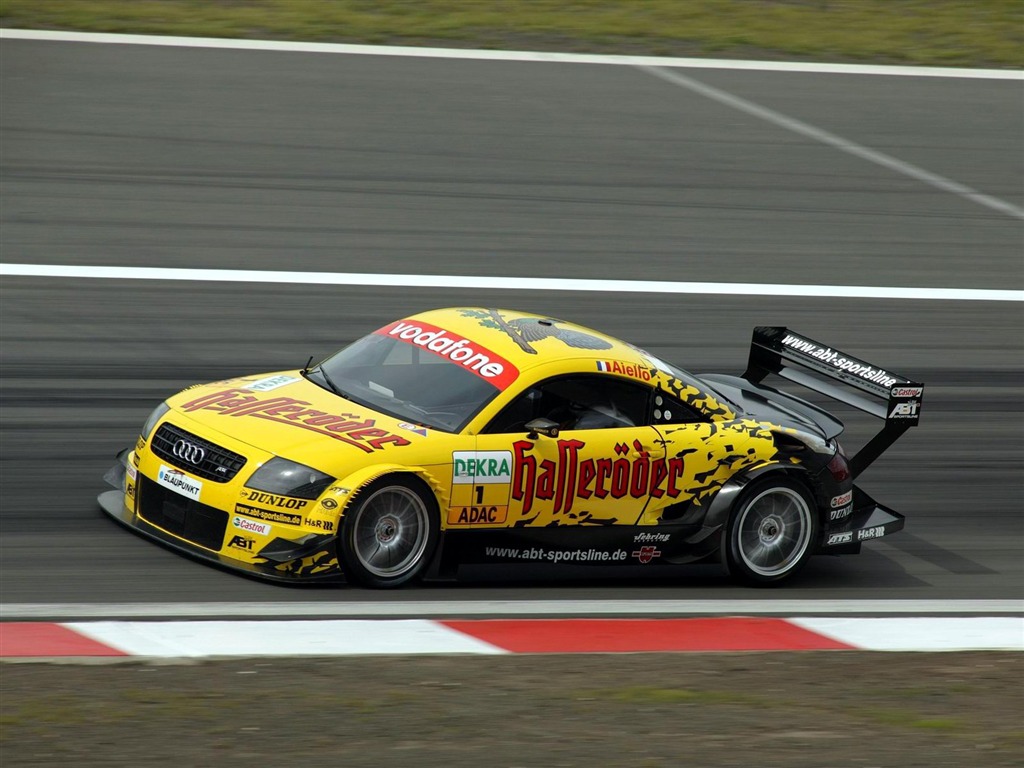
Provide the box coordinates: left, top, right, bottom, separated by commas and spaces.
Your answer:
1, 1, 1021, 67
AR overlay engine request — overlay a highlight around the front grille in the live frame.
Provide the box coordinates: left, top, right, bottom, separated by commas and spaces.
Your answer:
151, 423, 247, 482
137, 475, 228, 551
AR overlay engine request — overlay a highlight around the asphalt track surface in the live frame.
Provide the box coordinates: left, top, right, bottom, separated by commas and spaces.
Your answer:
1, 38, 1021, 609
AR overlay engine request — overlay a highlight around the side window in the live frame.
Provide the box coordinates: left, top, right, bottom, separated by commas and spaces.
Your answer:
652, 389, 707, 425
484, 375, 650, 433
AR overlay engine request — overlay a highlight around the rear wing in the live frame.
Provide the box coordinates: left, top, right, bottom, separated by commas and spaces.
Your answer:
743, 327, 923, 478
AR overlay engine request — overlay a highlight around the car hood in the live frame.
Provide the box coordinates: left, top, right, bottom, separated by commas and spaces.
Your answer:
699, 374, 845, 440
164, 371, 425, 466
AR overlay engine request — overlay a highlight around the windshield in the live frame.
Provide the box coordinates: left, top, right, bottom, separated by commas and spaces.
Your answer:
313, 332, 504, 433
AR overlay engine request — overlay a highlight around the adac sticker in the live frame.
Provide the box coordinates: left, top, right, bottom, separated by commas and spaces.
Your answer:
447, 505, 509, 525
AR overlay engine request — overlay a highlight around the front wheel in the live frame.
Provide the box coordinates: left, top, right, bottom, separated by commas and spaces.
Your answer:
725, 477, 818, 585
337, 475, 439, 588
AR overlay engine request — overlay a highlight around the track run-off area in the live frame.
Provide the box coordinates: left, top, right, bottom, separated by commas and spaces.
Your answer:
1, 31, 1021, 656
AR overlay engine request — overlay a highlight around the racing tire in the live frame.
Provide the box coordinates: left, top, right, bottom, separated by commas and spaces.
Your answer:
337, 475, 439, 588
724, 477, 818, 585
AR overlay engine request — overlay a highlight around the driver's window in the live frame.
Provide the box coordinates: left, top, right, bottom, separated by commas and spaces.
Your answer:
484, 375, 650, 433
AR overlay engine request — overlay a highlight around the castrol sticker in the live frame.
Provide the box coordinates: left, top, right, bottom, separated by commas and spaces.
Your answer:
891, 386, 923, 398
831, 490, 853, 509
232, 516, 271, 536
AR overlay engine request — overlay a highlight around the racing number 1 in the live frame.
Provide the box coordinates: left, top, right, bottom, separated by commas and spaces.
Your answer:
446, 482, 511, 526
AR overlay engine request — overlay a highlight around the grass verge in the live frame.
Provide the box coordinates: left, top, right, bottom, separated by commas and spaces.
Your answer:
1, 1, 1021, 68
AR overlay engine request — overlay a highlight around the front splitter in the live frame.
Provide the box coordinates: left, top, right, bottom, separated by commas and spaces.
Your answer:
97, 489, 345, 586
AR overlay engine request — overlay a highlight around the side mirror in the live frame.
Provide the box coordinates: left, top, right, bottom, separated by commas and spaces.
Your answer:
525, 418, 559, 440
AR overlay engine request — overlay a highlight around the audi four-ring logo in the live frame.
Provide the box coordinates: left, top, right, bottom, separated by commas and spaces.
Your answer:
172, 439, 206, 465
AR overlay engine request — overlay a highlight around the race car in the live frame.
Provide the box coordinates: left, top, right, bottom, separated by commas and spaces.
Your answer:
99, 309, 923, 587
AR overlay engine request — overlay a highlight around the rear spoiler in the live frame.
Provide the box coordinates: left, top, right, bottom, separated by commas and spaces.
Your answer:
743, 327, 923, 478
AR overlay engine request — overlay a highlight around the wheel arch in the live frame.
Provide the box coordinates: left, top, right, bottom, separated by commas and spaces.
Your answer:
333, 467, 446, 588
331, 463, 442, 521
703, 461, 817, 532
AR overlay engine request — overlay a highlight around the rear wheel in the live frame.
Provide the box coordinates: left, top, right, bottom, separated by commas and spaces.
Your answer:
337, 475, 439, 588
725, 477, 818, 585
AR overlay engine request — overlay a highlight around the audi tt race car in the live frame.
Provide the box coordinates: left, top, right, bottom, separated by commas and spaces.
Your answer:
99, 309, 923, 587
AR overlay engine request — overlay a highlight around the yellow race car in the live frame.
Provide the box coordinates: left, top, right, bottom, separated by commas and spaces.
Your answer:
99, 308, 923, 587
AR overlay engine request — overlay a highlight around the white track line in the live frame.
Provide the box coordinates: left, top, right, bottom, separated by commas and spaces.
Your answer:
1, 264, 1020, 302
2, 29, 1020, 80
640, 66, 1024, 222
4, 600, 1022, 620
5, 30, 1021, 221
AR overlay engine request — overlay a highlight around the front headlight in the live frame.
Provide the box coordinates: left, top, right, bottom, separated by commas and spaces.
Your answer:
140, 402, 171, 442
245, 458, 335, 500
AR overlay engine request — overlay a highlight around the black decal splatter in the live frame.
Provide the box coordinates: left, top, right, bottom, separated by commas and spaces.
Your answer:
459, 309, 613, 353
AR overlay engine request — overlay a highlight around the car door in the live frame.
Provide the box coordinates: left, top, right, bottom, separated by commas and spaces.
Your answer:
638, 386, 763, 526
459, 374, 665, 528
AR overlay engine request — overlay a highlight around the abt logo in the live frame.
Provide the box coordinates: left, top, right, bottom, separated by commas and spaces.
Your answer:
227, 535, 255, 551
889, 400, 920, 419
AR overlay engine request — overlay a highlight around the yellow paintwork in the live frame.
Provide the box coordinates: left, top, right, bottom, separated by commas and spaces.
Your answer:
124, 308, 782, 575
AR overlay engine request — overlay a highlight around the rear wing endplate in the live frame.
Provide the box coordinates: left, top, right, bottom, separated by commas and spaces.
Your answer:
743, 327, 923, 478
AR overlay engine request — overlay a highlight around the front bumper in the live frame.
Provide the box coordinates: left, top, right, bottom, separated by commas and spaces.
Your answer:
99, 450, 345, 585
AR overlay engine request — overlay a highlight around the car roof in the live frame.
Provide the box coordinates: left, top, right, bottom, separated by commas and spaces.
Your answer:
402, 307, 652, 374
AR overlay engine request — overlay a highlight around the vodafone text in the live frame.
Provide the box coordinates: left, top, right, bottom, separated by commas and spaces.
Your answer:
379, 320, 518, 389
